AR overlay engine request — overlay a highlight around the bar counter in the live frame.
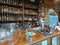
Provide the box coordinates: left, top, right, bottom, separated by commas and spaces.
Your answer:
0, 30, 60, 45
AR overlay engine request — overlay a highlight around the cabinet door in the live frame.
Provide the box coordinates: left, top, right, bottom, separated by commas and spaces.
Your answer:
52, 37, 57, 45
41, 40, 47, 45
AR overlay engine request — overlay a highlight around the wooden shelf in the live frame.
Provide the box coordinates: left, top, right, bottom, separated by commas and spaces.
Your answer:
24, 14, 38, 16
0, 3, 22, 8
0, 12, 22, 15
0, 12, 38, 16
0, 21, 22, 23
24, 7, 37, 10
0, 20, 37, 23
24, 20, 38, 22
0, 0, 39, 28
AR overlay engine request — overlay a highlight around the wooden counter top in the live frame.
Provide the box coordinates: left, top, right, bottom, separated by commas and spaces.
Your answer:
16, 30, 60, 45
0, 30, 60, 45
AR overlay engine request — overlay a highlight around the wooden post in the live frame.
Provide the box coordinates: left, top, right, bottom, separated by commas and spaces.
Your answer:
47, 38, 52, 45
22, 0, 24, 28
57, 35, 60, 45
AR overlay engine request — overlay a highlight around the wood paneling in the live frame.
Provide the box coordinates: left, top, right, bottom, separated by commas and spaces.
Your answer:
42, 0, 53, 8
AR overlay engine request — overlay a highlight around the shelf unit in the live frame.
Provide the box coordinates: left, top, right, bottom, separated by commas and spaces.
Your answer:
0, 0, 44, 28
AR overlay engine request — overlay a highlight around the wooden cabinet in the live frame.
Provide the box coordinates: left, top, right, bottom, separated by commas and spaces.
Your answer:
0, 0, 39, 28
41, 0, 53, 8
0, 0, 54, 28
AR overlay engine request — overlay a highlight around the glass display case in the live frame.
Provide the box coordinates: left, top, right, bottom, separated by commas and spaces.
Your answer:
52, 37, 57, 45
41, 40, 47, 45
0, 23, 21, 45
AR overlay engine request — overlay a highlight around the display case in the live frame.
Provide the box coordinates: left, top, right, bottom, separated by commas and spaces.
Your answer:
52, 37, 58, 45
0, 0, 39, 28
41, 40, 47, 45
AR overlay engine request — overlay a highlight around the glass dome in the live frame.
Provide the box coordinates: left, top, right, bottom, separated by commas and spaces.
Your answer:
0, 28, 6, 40
0, 23, 15, 40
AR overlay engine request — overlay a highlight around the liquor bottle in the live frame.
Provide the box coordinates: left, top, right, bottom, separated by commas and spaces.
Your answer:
18, 0, 22, 6
7, 14, 14, 21
11, 0, 17, 5
3, 0, 8, 4
2, 14, 7, 21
